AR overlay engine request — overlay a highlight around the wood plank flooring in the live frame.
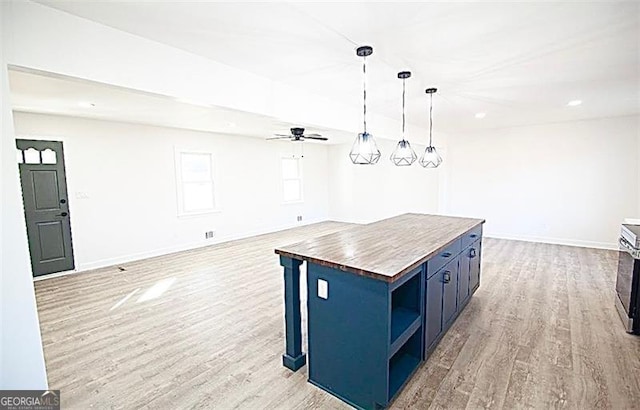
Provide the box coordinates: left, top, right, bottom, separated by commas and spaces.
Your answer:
34, 222, 640, 409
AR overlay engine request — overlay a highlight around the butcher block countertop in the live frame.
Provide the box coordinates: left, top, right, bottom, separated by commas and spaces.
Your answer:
275, 213, 485, 283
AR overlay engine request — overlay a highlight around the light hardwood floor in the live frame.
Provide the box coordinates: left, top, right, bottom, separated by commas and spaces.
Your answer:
34, 222, 640, 409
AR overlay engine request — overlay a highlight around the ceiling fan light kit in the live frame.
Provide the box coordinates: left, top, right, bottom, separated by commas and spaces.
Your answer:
268, 127, 328, 142
390, 71, 418, 166
349, 45, 381, 165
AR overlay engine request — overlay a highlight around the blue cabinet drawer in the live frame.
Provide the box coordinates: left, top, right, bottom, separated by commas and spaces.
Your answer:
426, 239, 461, 279
461, 225, 483, 249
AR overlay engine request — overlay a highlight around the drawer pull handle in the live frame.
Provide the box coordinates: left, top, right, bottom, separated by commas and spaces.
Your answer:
469, 248, 477, 258
470, 234, 478, 238
442, 252, 452, 258
443, 271, 451, 283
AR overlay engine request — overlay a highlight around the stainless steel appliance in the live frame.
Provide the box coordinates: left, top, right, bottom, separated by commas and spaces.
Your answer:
615, 224, 640, 334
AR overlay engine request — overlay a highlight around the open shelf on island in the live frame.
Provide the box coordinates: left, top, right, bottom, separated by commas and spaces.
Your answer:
388, 329, 422, 400
390, 271, 421, 347
390, 308, 421, 356
391, 307, 420, 340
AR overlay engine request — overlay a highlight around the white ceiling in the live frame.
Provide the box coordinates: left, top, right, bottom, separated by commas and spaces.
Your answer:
29, 1, 640, 132
9, 68, 351, 143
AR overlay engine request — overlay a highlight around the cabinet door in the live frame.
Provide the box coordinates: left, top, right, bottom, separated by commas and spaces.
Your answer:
469, 242, 481, 292
442, 260, 459, 326
425, 274, 443, 350
458, 252, 470, 307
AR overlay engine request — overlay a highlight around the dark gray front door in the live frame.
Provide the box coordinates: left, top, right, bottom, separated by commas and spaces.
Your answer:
17, 139, 75, 276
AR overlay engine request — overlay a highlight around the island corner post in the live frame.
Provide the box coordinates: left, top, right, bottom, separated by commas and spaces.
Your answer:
279, 255, 306, 371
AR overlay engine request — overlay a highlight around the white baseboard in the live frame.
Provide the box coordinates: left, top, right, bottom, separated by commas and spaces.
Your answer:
329, 217, 620, 250
328, 217, 371, 225
486, 232, 618, 250
35, 220, 620, 283
34, 218, 328, 281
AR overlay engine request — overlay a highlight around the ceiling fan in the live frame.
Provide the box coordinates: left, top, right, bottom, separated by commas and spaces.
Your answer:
267, 127, 328, 142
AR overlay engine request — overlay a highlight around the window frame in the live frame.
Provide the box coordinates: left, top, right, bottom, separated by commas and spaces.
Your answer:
281, 155, 304, 204
174, 148, 219, 217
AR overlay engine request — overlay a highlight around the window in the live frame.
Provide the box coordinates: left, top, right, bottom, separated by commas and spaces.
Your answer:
16, 147, 58, 165
282, 156, 303, 203
24, 148, 41, 164
41, 149, 57, 164
175, 150, 216, 215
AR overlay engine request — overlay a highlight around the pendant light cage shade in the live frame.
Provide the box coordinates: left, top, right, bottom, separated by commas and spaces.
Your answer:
390, 140, 417, 166
350, 132, 381, 164
390, 70, 418, 166
350, 45, 381, 165
419, 146, 442, 168
419, 87, 442, 168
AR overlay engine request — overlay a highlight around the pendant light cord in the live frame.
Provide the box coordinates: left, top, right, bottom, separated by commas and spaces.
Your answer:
363, 56, 367, 134
429, 93, 433, 147
402, 78, 406, 141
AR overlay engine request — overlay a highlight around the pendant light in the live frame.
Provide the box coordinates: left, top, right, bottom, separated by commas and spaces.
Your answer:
349, 46, 381, 165
390, 71, 417, 166
419, 87, 443, 168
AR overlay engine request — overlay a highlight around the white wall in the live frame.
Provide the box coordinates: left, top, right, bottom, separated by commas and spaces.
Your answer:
328, 139, 441, 224
444, 116, 640, 249
0, 2, 48, 389
13, 112, 329, 271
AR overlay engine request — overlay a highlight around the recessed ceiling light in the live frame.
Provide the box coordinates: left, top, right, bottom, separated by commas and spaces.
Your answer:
475, 112, 486, 119
567, 100, 582, 106
78, 101, 95, 108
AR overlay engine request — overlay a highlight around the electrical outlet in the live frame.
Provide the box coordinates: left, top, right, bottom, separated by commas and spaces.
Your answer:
317, 279, 328, 299
205, 231, 215, 239
297, 215, 303, 222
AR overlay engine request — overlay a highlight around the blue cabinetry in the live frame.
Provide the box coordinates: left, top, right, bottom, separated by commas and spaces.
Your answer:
307, 264, 424, 409
305, 234, 483, 408
423, 228, 482, 358
458, 240, 481, 309
278, 219, 484, 410
442, 259, 459, 327
425, 272, 443, 350
458, 251, 471, 307
469, 241, 482, 292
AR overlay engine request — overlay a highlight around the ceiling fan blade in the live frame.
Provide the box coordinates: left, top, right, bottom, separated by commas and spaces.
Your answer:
273, 134, 291, 137
266, 136, 292, 140
305, 133, 322, 137
304, 136, 329, 141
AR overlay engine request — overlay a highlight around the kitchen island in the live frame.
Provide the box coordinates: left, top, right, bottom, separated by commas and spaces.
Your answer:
275, 213, 485, 409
